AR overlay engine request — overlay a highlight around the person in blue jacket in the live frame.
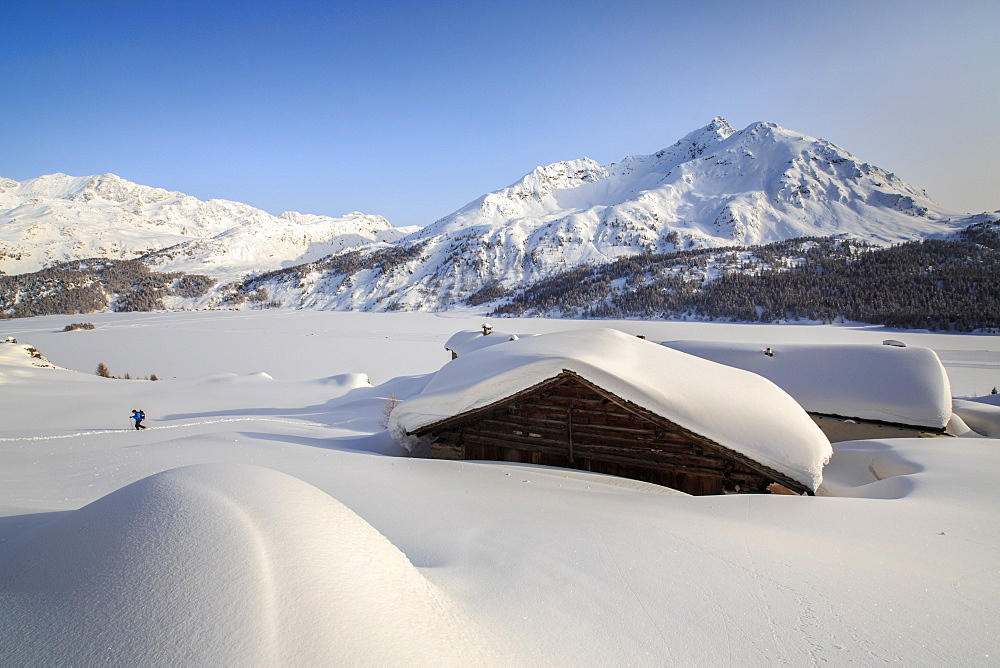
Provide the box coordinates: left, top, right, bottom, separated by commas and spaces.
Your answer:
131, 409, 147, 430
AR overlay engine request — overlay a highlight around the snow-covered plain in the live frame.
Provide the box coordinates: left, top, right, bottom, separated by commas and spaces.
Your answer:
2, 311, 999, 665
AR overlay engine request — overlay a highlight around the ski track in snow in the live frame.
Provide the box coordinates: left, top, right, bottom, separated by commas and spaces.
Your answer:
586, 513, 675, 664
0, 417, 334, 442
732, 496, 787, 663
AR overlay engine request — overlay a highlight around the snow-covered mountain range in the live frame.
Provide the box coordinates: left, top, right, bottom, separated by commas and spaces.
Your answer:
242, 118, 990, 310
2, 118, 994, 312
0, 173, 413, 277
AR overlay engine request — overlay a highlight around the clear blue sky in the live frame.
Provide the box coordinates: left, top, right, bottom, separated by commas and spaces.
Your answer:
4, 0, 997, 227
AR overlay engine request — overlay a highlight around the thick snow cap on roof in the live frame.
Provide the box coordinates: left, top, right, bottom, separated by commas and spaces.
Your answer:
444, 328, 521, 357
662, 341, 952, 429
391, 328, 832, 491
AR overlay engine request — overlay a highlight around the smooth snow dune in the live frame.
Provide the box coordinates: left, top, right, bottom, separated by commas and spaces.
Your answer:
0, 464, 487, 666
952, 398, 1000, 437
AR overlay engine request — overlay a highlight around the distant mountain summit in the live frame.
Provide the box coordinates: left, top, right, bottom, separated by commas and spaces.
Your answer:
0, 173, 408, 276
416, 116, 959, 253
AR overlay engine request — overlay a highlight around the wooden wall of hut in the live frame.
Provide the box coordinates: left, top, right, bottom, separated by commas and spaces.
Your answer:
422, 374, 804, 496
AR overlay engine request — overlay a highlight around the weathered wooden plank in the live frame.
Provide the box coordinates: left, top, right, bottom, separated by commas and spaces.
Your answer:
468, 417, 704, 452
558, 372, 811, 493
458, 432, 766, 482
460, 422, 798, 492
429, 442, 464, 460
409, 374, 568, 436
497, 409, 668, 434
463, 419, 711, 459
477, 412, 671, 437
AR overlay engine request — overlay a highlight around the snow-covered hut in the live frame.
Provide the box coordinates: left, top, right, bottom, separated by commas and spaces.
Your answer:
391, 329, 832, 495
661, 341, 953, 442
444, 327, 521, 360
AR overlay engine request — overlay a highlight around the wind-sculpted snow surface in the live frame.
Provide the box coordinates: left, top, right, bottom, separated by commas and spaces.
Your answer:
952, 395, 1000, 437
0, 464, 486, 665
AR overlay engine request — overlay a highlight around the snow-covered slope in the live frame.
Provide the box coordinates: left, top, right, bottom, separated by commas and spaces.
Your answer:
246, 118, 985, 311
143, 209, 413, 279
0, 173, 408, 277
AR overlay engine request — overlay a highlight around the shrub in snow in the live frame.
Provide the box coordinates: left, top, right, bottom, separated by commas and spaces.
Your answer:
94, 362, 159, 381
247, 287, 270, 304
378, 394, 400, 430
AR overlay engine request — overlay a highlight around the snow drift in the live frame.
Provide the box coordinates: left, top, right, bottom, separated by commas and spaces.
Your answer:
2, 311, 1000, 665
952, 396, 1000, 437
0, 464, 486, 666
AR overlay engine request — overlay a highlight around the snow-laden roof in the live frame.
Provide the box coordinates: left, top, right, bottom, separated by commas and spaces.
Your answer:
391, 328, 832, 491
662, 341, 952, 429
444, 328, 521, 357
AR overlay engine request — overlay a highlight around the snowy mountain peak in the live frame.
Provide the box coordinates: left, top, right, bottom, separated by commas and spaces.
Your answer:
662, 117, 737, 160
4, 172, 172, 205
696, 115, 737, 141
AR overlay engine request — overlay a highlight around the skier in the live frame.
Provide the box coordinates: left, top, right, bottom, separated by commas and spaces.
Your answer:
131, 409, 148, 430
